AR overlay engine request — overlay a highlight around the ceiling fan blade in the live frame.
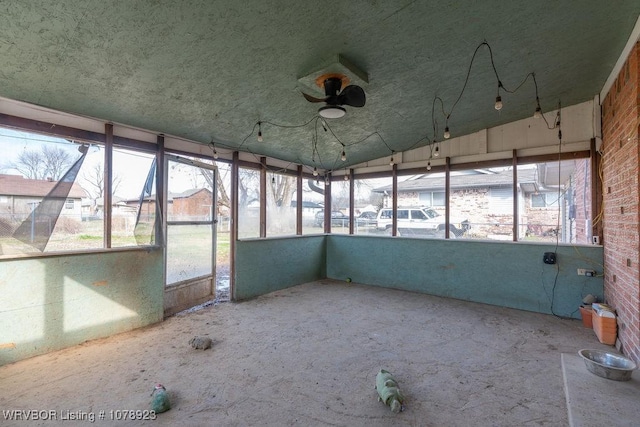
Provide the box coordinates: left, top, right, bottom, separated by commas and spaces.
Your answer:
338, 85, 366, 107
302, 92, 327, 103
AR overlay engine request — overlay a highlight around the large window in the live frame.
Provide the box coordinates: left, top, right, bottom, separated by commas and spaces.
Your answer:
353, 177, 387, 235
517, 160, 587, 243
0, 127, 104, 255
266, 171, 297, 237
330, 177, 350, 234
299, 176, 324, 235
450, 168, 513, 240
110, 147, 156, 247
238, 167, 260, 238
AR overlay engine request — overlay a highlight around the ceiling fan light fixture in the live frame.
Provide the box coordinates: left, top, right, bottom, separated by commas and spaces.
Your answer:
318, 105, 346, 119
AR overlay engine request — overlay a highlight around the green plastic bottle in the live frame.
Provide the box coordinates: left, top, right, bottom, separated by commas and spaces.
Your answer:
151, 384, 171, 413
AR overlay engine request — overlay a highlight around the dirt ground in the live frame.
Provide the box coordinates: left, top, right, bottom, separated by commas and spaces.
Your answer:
0, 280, 611, 426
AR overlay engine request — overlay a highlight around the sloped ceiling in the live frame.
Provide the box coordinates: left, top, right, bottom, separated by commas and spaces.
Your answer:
0, 1, 638, 172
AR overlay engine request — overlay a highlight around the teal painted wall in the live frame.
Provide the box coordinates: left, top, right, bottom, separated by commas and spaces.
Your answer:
0, 249, 164, 366
235, 236, 326, 300
327, 235, 603, 318
1, 234, 603, 365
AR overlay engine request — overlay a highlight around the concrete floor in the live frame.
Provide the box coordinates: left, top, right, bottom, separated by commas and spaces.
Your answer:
0, 280, 628, 426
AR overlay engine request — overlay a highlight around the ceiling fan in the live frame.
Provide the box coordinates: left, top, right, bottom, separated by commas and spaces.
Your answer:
302, 74, 366, 119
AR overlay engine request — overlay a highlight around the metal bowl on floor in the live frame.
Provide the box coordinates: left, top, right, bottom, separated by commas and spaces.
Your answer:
578, 349, 637, 381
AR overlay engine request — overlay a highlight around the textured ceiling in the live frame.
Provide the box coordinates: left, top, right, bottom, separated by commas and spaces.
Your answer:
0, 1, 638, 172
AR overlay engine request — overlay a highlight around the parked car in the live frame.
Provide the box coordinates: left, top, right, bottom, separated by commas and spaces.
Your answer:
314, 210, 350, 227
376, 206, 470, 237
355, 211, 378, 226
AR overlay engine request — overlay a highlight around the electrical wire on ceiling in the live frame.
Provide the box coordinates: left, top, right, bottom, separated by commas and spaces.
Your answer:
209, 40, 564, 177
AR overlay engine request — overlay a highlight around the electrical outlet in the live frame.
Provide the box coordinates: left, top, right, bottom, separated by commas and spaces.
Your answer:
577, 268, 596, 276
543, 252, 556, 264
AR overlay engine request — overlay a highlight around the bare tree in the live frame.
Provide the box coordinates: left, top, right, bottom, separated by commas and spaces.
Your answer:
81, 163, 122, 199
11, 145, 75, 180
268, 173, 295, 209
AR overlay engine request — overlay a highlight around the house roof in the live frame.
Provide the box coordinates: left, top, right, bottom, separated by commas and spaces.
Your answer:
172, 188, 212, 199
0, 174, 87, 198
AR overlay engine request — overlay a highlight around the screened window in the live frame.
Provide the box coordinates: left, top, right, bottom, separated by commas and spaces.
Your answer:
300, 176, 324, 235
238, 167, 260, 238
266, 171, 297, 237
0, 126, 104, 255
353, 177, 387, 235
110, 147, 156, 247
330, 178, 350, 234
450, 168, 512, 240
518, 160, 588, 243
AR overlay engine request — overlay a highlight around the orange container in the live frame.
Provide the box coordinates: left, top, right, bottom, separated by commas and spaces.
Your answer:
592, 310, 617, 345
579, 306, 593, 328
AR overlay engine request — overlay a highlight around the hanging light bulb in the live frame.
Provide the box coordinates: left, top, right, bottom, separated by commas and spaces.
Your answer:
313, 166, 318, 176
494, 95, 503, 111
389, 156, 394, 166
271, 176, 275, 184
344, 173, 349, 181
533, 106, 542, 119
434, 144, 440, 157
341, 150, 346, 162
427, 160, 431, 171
257, 122, 263, 142
443, 127, 451, 139
533, 97, 542, 119
213, 148, 219, 159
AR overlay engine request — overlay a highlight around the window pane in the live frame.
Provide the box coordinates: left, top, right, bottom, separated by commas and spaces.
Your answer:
166, 224, 212, 283
238, 167, 260, 238
0, 127, 104, 255
300, 176, 324, 234
110, 147, 155, 247
518, 160, 589, 243
450, 168, 512, 240
330, 178, 350, 234
352, 176, 382, 234
394, 173, 451, 239
266, 172, 296, 237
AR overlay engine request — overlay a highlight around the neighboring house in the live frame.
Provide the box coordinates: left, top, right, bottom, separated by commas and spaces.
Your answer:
120, 188, 214, 222
0, 173, 87, 234
373, 164, 581, 240
171, 188, 213, 221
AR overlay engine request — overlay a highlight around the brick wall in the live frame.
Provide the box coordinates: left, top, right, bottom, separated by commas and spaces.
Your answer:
601, 42, 640, 362
172, 190, 213, 220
